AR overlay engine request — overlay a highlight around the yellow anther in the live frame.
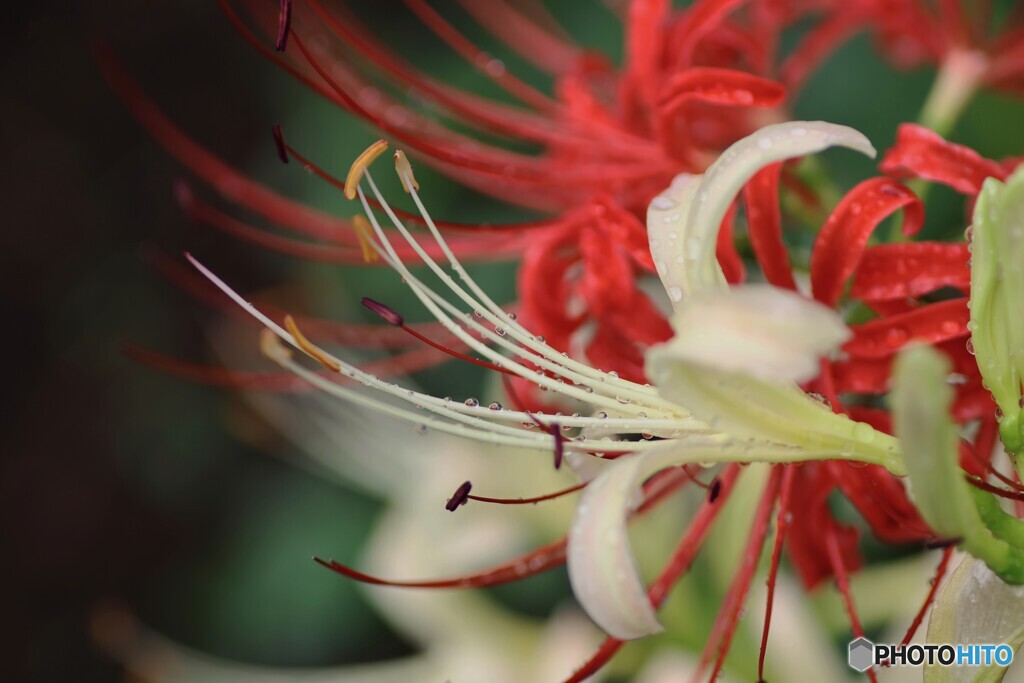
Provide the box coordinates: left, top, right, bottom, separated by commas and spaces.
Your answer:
352, 214, 380, 263
394, 150, 419, 193
284, 315, 341, 371
259, 328, 292, 363
344, 139, 389, 200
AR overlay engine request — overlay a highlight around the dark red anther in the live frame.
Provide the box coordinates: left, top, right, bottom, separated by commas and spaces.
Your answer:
276, 0, 292, 52
272, 124, 289, 164
362, 297, 404, 326
446, 480, 472, 511
552, 423, 563, 469
709, 477, 722, 503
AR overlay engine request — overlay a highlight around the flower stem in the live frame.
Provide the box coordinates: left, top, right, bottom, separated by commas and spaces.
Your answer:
889, 49, 988, 241
917, 49, 988, 139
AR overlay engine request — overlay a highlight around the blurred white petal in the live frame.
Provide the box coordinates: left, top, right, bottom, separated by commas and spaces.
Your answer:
925, 555, 1024, 682
654, 284, 850, 383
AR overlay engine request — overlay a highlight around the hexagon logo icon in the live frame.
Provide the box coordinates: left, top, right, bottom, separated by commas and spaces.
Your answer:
848, 637, 875, 672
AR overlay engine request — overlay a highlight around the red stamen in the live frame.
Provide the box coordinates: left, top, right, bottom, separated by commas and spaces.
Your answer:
965, 441, 1024, 491
701, 467, 784, 683
399, 318, 518, 377
275, 0, 291, 51
271, 123, 288, 163
467, 482, 585, 505
446, 480, 473, 511
314, 536, 567, 589
826, 526, 878, 683
902, 547, 955, 647
758, 466, 797, 682
402, 0, 558, 113
319, 465, 712, 600
966, 475, 1024, 502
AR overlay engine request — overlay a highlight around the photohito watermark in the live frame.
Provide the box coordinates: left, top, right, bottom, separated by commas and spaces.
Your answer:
848, 637, 1015, 672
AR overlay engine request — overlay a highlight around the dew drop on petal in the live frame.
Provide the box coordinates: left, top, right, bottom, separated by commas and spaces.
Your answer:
465, 397, 480, 407
488, 402, 503, 411
651, 196, 676, 210
853, 421, 876, 443
885, 326, 909, 347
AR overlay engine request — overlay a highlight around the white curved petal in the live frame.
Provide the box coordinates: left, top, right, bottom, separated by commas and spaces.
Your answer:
648, 173, 704, 306
646, 121, 876, 304
567, 438, 814, 640
567, 445, 668, 641
925, 555, 1024, 683
656, 284, 850, 383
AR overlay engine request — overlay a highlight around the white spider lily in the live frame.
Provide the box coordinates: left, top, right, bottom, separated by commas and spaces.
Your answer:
189, 122, 907, 643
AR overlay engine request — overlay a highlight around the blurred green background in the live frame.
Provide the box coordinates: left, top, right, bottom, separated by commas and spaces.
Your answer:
3, 1, 1023, 681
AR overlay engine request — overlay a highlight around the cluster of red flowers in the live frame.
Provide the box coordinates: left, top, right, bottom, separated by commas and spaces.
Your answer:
105, 0, 1024, 680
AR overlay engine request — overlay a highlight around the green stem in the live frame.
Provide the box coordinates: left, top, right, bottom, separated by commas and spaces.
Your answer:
917, 49, 988, 138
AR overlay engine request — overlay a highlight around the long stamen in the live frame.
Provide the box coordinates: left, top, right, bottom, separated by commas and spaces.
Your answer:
758, 465, 797, 682
899, 546, 954, 647
701, 467, 783, 683
395, 162, 669, 406
358, 171, 683, 421
314, 537, 567, 589
361, 296, 518, 377
966, 475, 1024, 502
356, 182, 681, 419
826, 527, 878, 683
275, 0, 292, 52
467, 482, 586, 505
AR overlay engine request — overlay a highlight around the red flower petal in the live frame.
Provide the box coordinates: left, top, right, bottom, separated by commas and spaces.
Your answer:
743, 163, 796, 289
811, 177, 924, 307
850, 242, 970, 301
880, 124, 1006, 195
658, 67, 786, 115
843, 298, 969, 359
